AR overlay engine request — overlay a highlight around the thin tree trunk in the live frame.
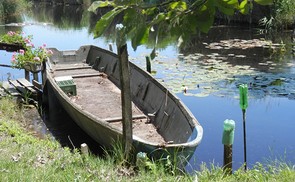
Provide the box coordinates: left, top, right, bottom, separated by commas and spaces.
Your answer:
117, 44, 133, 162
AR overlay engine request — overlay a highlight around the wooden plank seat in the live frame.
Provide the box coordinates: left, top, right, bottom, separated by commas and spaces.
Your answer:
105, 114, 147, 123
55, 65, 92, 71
71, 73, 105, 78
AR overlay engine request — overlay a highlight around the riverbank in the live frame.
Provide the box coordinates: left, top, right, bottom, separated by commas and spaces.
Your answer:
0, 97, 294, 181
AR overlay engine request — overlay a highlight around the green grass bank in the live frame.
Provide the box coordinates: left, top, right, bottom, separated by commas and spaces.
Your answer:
0, 97, 294, 181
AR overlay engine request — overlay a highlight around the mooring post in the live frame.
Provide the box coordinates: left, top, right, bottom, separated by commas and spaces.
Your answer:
33, 73, 39, 82
109, 43, 113, 52
41, 60, 46, 89
222, 119, 235, 174
145, 56, 151, 73
116, 24, 133, 162
25, 70, 30, 81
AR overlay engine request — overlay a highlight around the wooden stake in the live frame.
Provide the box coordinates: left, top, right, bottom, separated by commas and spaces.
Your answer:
81, 143, 89, 156
222, 119, 235, 174
33, 73, 39, 82
25, 70, 30, 81
224, 145, 233, 174
117, 44, 133, 162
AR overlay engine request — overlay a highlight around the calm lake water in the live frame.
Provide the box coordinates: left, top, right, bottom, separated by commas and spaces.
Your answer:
1, 3, 294, 171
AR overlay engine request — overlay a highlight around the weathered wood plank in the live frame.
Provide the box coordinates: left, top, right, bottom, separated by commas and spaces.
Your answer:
105, 114, 147, 123
9, 80, 28, 95
17, 78, 34, 87
71, 73, 105, 78
55, 66, 92, 71
32, 80, 42, 90
16, 78, 37, 94
1, 81, 21, 96
0, 88, 7, 97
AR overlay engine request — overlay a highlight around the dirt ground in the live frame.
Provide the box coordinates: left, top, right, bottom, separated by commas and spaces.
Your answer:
71, 76, 165, 144
54, 69, 165, 144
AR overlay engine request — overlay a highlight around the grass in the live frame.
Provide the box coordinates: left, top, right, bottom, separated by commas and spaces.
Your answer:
0, 96, 294, 181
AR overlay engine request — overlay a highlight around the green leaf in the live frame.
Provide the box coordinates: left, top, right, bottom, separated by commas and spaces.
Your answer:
239, 0, 248, 8
123, 8, 138, 33
170, 2, 179, 10
217, 0, 238, 15
254, 0, 273, 5
227, 0, 239, 5
93, 7, 125, 38
169, 1, 187, 10
88, 1, 114, 12
195, 7, 215, 33
180, 1, 187, 10
218, 5, 234, 15
131, 26, 150, 51
239, 0, 249, 14
186, 14, 198, 33
142, 7, 156, 15
198, 15, 214, 33
151, 13, 166, 25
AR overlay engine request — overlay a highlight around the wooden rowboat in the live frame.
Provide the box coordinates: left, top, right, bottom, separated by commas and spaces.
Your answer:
44, 45, 203, 166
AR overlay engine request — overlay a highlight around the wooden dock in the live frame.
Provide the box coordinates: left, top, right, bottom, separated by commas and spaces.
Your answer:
0, 78, 42, 102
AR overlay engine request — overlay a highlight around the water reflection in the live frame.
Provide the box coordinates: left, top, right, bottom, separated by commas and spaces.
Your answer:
182, 94, 295, 171
30, 3, 87, 29
40, 106, 104, 154
0, 1, 24, 24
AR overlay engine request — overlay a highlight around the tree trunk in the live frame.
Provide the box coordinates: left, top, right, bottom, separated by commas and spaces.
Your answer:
117, 44, 133, 162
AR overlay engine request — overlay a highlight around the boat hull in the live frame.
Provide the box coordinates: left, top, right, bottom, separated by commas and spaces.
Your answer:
44, 45, 203, 166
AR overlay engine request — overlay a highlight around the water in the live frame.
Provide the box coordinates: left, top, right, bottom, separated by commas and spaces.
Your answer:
182, 95, 295, 171
1, 2, 294, 171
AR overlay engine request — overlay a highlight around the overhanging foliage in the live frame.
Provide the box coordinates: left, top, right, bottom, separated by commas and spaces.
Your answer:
89, 0, 273, 56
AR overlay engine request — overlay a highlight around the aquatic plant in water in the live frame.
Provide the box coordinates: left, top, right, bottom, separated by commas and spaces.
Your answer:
131, 38, 295, 100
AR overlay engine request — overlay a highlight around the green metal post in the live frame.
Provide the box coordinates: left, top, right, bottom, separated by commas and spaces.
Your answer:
239, 84, 248, 171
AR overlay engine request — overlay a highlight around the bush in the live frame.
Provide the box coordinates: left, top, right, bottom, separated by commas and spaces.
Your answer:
260, 0, 295, 32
